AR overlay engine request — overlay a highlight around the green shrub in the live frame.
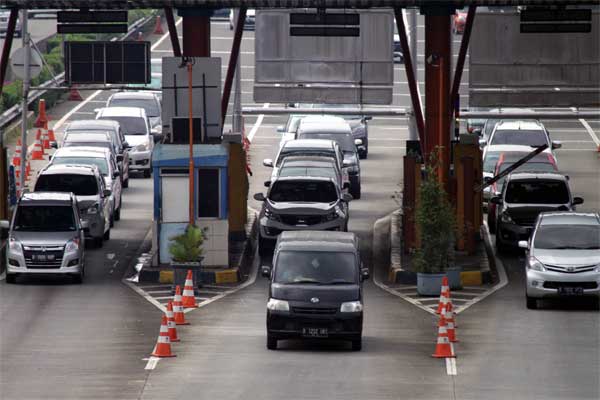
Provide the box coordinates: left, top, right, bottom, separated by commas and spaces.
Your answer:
169, 224, 205, 263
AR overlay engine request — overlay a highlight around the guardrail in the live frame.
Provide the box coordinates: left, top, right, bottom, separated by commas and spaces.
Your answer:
0, 13, 156, 138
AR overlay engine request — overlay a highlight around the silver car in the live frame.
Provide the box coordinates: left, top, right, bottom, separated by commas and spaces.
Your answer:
0, 11, 22, 37
105, 91, 163, 141
1, 192, 86, 284
519, 212, 600, 309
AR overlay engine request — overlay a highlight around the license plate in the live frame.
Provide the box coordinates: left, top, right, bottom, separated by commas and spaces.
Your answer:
558, 287, 584, 296
302, 327, 328, 338
33, 254, 55, 261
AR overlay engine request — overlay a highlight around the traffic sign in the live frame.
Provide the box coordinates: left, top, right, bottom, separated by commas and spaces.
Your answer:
10, 47, 43, 80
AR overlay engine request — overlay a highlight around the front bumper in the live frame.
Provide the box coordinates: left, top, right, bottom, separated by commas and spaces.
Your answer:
267, 310, 362, 340
7, 250, 83, 275
259, 215, 346, 240
526, 269, 600, 298
496, 221, 533, 247
128, 150, 152, 171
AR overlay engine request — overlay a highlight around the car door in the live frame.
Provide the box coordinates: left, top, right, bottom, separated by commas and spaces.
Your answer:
109, 155, 122, 208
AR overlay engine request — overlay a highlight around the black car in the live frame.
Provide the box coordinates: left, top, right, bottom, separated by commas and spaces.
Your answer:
262, 231, 369, 351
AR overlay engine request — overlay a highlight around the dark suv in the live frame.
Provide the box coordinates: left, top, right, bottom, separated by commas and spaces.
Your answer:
262, 231, 369, 351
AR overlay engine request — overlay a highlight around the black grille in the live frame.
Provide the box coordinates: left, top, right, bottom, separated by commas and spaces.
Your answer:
293, 307, 337, 315
543, 281, 598, 289
23, 247, 64, 269
280, 215, 324, 226
512, 216, 537, 226
545, 265, 596, 274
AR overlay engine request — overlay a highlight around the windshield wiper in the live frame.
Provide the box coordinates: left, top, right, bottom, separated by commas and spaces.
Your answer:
286, 279, 320, 284
324, 280, 355, 285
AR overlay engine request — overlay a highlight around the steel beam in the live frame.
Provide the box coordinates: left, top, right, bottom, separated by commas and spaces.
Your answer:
164, 7, 181, 57
242, 107, 407, 116
450, 6, 476, 114
394, 7, 425, 145
0, 8, 18, 98
461, 110, 600, 119
221, 6, 247, 127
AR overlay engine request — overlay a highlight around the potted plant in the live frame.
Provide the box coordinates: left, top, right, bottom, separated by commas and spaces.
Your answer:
413, 154, 457, 296
169, 224, 206, 292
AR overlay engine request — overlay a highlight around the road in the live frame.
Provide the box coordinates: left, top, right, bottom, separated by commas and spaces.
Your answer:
1, 13, 599, 400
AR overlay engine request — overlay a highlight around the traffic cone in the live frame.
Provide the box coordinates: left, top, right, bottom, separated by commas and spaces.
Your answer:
436, 276, 451, 314
35, 128, 42, 142
15, 179, 21, 198
444, 303, 458, 342
34, 99, 48, 129
166, 301, 180, 342
173, 285, 190, 325
150, 315, 176, 358
31, 138, 44, 160
41, 130, 50, 150
432, 322, 455, 358
12, 141, 21, 167
181, 270, 198, 308
153, 15, 164, 34
25, 161, 31, 179
68, 85, 83, 101
47, 129, 57, 146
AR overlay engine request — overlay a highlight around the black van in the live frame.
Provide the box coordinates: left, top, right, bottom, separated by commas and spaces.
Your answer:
262, 230, 369, 351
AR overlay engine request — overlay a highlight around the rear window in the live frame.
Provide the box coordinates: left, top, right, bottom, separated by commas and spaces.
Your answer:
279, 166, 337, 180
269, 180, 338, 203
298, 132, 355, 152
490, 130, 548, 147
505, 180, 569, 204
483, 151, 501, 174
52, 156, 108, 176
35, 174, 99, 196
108, 98, 159, 117
98, 116, 147, 135
14, 205, 76, 232
277, 150, 335, 166
64, 142, 111, 150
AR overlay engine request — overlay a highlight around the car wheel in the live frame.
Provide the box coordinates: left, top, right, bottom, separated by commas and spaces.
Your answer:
359, 151, 366, 160
267, 335, 278, 350
351, 338, 362, 351
123, 178, 129, 188
143, 169, 151, 178
109, 209, 115, 228
5, 273, 17, 284
103, 228, 111, 241
72, 272, 83, 284
95, 237, 104, 248
114, 201, 122, 221
487, 212, 496, 233
526, 296, 538, 310
350, 184, 361, 200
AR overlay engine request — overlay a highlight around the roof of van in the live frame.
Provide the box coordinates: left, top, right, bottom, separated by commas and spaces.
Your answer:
282, 139, 336, 150
277, 231, 358, 252
66, 119, 120, 130
96, 106, 146, 117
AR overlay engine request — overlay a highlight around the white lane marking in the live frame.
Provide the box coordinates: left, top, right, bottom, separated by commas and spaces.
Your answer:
558, 140, 594, 143
214, 50, 254, 55
579, 118, 600, 147
247, 103, 269, 142
152, 18, 182, 51
446, 358, 457, 375
106, 253, 115, 260
145, 290, 173, 294
144, 356, 160, 370
73, 111, 96, 115
122, 279, 167, 312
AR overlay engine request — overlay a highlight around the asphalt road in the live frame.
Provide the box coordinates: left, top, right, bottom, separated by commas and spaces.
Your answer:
1, 14, 599, 400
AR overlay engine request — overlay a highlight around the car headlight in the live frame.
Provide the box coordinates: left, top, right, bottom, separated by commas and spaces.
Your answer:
500, 212, 514, 223
267, 298, 289, 312
340, 301, 363, 313
264, 208, 281, 222
8, 238, 23, 256
65, 238, 81, 253
136, 143, 149, 152
527, 256, 546, 272
86, 203, 99, 214
324, 209, 339, 221
594, 265, 600, 273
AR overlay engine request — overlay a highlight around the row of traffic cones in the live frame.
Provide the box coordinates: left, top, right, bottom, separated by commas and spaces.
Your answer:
432, 277, 459, 358
151, 271, 197, 358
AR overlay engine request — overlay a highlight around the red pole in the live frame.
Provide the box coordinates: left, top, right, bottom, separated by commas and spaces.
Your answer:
188, 62, 194, 225
164, 7, 181, 57
182, 15, 210, 57
222, 7, 247, 127
0, 8, 18, 97
450, 6, 477, 114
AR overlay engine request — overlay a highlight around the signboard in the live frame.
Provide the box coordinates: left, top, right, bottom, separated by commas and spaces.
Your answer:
161, 57, 222, 143
64, 41, 150, 85
254, 9, 394, 104
520, 8, 592, 33
10, 47, 43, 80
57, 10, 128, 34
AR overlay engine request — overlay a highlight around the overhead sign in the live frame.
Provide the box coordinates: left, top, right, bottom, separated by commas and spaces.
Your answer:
520, 8, 592, 33
161, 57, 222, 143
57, 10, 128, 34
10, 47, 43, 80
64, 41, 150, 85
254, 8, 394, 104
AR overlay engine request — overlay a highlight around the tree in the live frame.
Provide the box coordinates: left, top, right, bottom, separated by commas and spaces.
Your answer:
168, 224, 205, 263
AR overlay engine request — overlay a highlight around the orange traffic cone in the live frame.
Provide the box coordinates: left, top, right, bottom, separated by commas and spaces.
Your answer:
151, 315, 176, 358
166, 301, 180, 342
15, 179, 21, 198
432, 322, 455, 358
31, 138, 44, 160
47, 128, 57, 144
68, 85, 83, 101
34, 99, 48, 129
12, 142, 21, 167
436, 276, 451, 314
181, 270, 198, 308
173, 285, 190, 325
25, 161, 31, 179
153, 15, 164, 34
41, 130, 50, 150
444, 303, 458, 342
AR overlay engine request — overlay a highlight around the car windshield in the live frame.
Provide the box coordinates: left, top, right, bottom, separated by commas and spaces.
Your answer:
35, 174, 98, 196
534, 224, 600, 250
269, 180, 338, 203
490, 130, 548, 147
298, 132, 355, 152
274, 251, 357, 284
285, 115, 306, 133
13, 205, 76, 232
496, 162, 557, 187
108, 98, 159, 117
505, 180, 569, 204
67, 130, 118, 146
99, 116, 146, 135
483, 151, 501, 173
64, 142, 111, 150
279, 166, 337, 180
52, 157, 109, 176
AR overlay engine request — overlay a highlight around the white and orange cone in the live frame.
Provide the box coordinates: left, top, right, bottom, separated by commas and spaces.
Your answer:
166, 301, 180, 342
151, 315, 176, 358
432, 322, 455, 358
31, 138, 44, 161
12, 140, 22, 167
173, 285, 190, 325
41, 130, 50, 150
444, 303, 458, 342
181, 270, 198, 308
436, 276, 451, 314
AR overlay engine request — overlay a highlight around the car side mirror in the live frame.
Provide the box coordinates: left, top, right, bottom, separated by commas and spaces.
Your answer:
473, 128, 482, 136
572, 197, 584, 206
261, 266, 272, 279
80, 220, 89, 229
354, 138, 363, 146
93, 108, 100, 114
276, 126, 285, 133
342, 193, 353, 202
479, 138, 487, 147
263, 159, 273, 168
122, 141, 129, 148
551, 141, 562, 150
113, 171, 120, 178
116, 154, 124, 162
103, 189, 112, 198
490, 196, 502, 205
253, 193, 266, 202
361, 268, 370, 281
343, 182, 351, 190
518, 240, 528, 249
264, 181, 271, 188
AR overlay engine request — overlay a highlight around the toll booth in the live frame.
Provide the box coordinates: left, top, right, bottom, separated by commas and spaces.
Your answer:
151, 143, 229, 267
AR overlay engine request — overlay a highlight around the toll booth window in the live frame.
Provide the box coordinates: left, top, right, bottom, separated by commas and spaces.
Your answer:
197, 168, 220, 218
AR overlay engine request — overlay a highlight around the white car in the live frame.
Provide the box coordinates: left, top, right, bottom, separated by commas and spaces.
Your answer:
106, 91, 162, 141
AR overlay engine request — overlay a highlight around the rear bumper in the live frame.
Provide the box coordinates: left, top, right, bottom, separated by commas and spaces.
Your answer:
496, 221, 532, 247
267, 310, 362, 340
128, 150, 152, 170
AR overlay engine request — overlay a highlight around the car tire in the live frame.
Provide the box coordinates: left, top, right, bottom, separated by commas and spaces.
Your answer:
143, 169, 151, 178
350, 184, 361, 200
487, 212, 496, 233
114, 200, 122, 221
110, 209, 115, 228
72, 272, 83, 284
95, 237, 104, 248
123, 178, 129, 188
5, 273, 17, 284
351, 338, 362, 351
526, 296, 538, 310
267, 335, 278, 350
103, 228, 111, 241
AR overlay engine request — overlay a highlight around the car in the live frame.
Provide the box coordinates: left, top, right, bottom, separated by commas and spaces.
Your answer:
0, 11, 22, 37
0, 192, 86, 284
276, 114, 307, 149
63, 120, 130, 188
486, 151, 558, 232
490, 172, 583, 252
519, 212, 600, 309
296, 116, 362, 199
127, 58, 162, 100
274, 156, 350, 193
254, 176, 352, 257
33, 164, 112, 248
49, 147, 123, 227
453, 11, 467, 34
307, 104, 372, 159
261, 230, 368, 351
487, 120, 561, 153
61, 132, 119, 156
393, 34, 403, 63
105, 91, 163, 141
95, 107, 154, 178
229, 8, 255, 30
479, 108, 536, 147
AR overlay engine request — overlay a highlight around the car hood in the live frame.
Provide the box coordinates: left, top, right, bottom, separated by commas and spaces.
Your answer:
267, 201, 336, 214
534, 249, 600, 267
11, 231, 76, 247
124, 135, 148, 146
271, 283, 359, 304
505, 204, 568, 219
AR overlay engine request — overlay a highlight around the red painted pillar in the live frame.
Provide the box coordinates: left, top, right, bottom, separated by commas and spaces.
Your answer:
180, 11, 211, 57
424, 13, 452, 184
